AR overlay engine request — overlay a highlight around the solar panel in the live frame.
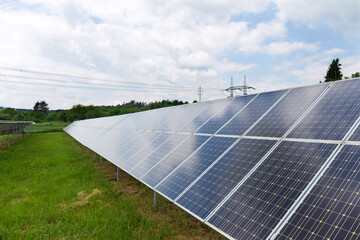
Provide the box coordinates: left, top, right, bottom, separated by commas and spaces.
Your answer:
116, 132, 162, 165
218, 90, 287, 136
122, 133, 173, 171
64, 78, 360, 240
156, 137, 237, 201
154, 103, 209, 132
349, 125, 360, 142
180, 98, 231, 133
207, 141, 337, 240
288, 80, 360, 140
65, 115, 129, 149
196, 95, 256, 134
176, 139, 276, 220
141, 135, 210, 188
129, 134, 189, 179
247, 84, 329, 138
274, 144, 360, 240
91, 129, 135, 160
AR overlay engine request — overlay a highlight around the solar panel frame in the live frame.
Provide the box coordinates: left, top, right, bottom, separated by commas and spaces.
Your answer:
273, 144, 360, 240
207, 141, 338, 240
140, 135, 210, 188
129, 134, 190, 179
287, 79, 360, 141
219, 90, 288, 137
196, 94, 257, 134
121, 133, 174, 171
266, 112, 360, 240
246, 83, 330, 138
176, 138, 278, 220
179, 98, 233, 133
155, 136, 238, 201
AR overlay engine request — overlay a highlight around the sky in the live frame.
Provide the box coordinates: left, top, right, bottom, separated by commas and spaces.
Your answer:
0, 0, 359, 109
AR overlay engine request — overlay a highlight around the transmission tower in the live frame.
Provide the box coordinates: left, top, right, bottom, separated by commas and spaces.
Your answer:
222, 75, 255, 97
239, 75, 255, 95
197, 85, 203, 102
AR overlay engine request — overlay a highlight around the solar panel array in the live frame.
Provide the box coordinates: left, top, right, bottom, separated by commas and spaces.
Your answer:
64, 78, 360, 240
0, 121, 34, 149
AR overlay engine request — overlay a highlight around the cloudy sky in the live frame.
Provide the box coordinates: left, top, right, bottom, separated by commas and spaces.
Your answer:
0, 0, 359, 109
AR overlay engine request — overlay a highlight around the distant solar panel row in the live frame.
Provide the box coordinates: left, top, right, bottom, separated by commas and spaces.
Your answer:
64, 78, 360, 240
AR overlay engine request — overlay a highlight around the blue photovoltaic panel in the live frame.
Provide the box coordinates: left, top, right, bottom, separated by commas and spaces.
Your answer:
156, 137, 237, 200
129, 134, 189, 179
99, 130, 147, 162
208, 141, 337, 240
288, 79, 360, 140
275, 145, 360, 240
196, 95, 256, 134
141, 135, 209, 188
349, 125, 360, 142
218, 90, 287, 136
247, 84, 329, 138
180, 99, 231, 133
176, 139, 276, 220
122, 133, 173, 172
154, 103, 209, 132
90, 129, 133, 161
117, 132, 161, 165
110, 110, 157, 130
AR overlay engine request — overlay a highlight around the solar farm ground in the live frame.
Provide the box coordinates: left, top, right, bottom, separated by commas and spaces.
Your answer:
0, 132, 224, 239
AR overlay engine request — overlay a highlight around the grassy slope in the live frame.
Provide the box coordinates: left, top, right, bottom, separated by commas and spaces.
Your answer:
26, 122, 69, 133
0, 132, 224, 240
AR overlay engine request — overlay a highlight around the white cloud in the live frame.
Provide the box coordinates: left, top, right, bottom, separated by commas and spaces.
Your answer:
341, 56, 360, 77
0, 0, 359, 109
273, 0, 360, 38
178, 51, 213, 70
265, 41, 319, 55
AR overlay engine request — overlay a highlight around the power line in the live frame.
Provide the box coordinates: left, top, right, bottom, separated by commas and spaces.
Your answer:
0, 66, 219, 90
1, 73, 199, 92
0, 78, 201, 93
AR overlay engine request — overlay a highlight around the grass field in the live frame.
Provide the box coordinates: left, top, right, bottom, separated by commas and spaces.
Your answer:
26, 122, 69, 133
0, 132, 224, 239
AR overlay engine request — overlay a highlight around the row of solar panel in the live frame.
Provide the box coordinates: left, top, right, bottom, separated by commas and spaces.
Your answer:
64, 78, 360, 240
0, 121, 33, 136
66, 78, 360, 142
64, 128, 360, 240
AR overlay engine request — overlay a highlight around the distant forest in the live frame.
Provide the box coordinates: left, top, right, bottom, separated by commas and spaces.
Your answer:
0, 100, 190, 123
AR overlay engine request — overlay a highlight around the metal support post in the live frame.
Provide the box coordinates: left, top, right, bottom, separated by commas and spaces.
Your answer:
153, 191, 157, 209
100, 156, 103, 164
7, 125, 9, 146
15, 124, 17, 143
87, 147, 88, 153
94, 152, 96, 160
12, 125, 15, 144
116, 166, 119, 181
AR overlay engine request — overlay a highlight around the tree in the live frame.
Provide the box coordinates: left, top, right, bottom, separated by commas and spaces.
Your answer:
1, 108, 17, 118
324, 58, 343, 82
33, 101, 49, 115
351, 72, 360, 78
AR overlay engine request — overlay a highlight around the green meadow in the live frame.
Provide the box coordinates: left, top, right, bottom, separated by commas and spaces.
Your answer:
0, 132, 223, 239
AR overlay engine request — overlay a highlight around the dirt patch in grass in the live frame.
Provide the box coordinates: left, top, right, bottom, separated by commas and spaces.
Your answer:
60, 189, 103, 210
10, 195, 31, 205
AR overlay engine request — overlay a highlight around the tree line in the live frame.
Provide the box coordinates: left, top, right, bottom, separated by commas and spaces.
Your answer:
0, 100, 188, 123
